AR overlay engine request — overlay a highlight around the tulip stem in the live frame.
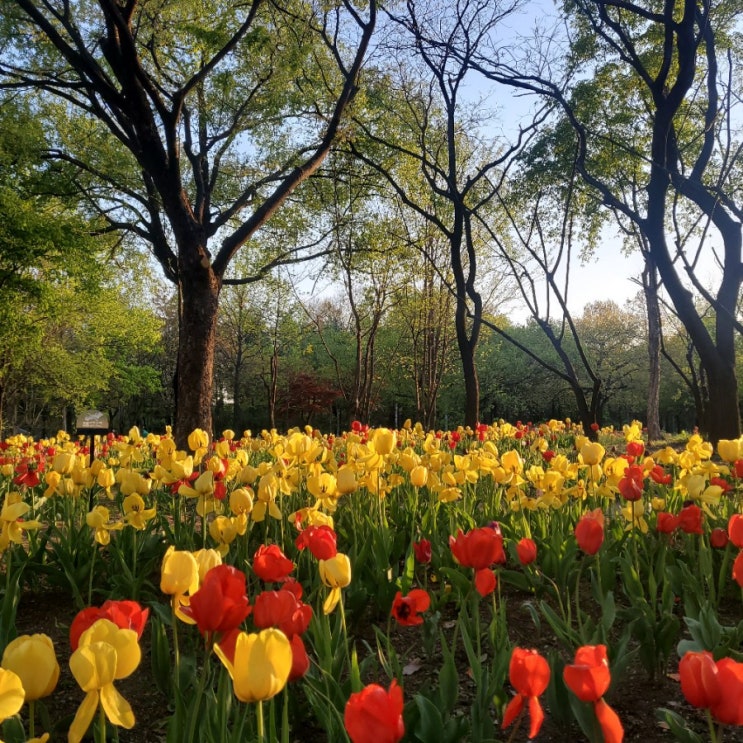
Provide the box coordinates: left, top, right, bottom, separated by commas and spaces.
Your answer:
281, 687, 290, 743
171, 599, 181, 688
96, 701, 106, 743
28, 699, 35, 739
88, 545, 96, 606
505, 705, 525, 743
256, 700, 265, 743
706, 710, 719, 743
575, 559, 584, 640
132, 531, 138, 592
186, 649, 210, 743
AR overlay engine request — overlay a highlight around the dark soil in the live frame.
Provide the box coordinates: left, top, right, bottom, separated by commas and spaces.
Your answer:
13, 587, 743, 742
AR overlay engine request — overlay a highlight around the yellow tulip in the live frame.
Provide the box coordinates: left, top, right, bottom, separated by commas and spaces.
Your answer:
96, 467, 116, 493
0, 668, 24, 721
178, 470, 214, 499
209, 515, 239, 556
0, 494, 43, 552
43, 471, 62, 498
187, 428, 209, 453
717, 437, 743, 463
371, 427, 397, 455
52, 452, 76, 475
86, 506, 124, 545
193, 548, 223, 581
319, 553, 351, 614
1, 634, 59, 701
229, 487, 253, 516
580, 441, 606, 466
68, 620, 140, 743
307, 471, 337, 499
214, 629, 292, 703
117, 469, 151, 497
122, 494, 156, 530
336, 465, 358, 495
410, 465, 428, 488
160, 546, 200, 600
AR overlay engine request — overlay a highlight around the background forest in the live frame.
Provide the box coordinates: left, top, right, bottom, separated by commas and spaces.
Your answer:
1, 0, 741, 442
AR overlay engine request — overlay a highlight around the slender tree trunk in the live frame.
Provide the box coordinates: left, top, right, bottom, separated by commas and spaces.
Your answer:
643, 262, 662, 441
231, 339, 243, 433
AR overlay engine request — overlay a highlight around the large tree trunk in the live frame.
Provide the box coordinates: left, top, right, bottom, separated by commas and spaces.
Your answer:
701, 361, 740, 444
174, 267, 221, 447
645, 198, 740, 443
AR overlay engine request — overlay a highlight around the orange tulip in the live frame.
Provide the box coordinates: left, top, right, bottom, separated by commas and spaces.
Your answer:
678, 651, 720, 710
501, 648, 550, 739
710, 658, 743, 725
563, 645, 623, 743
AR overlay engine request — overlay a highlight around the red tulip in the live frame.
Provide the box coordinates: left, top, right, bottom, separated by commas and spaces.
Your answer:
413, 539, 432, 564
295, 525, 337, 560
253, 544, 294, 582
735, 460, 743, 479
710, 658, 743, 725
656, 512, 679, 534
677, 504, 703, 535
710, 476, 731, 493
502, 648, 550, 739
252, 590, 312, 637
728, 514, 743, 548
649, 465, 672, 485
70, 599, 149, 651
474, 568, 497, 597
618, 464, 644, 501
344, 680, 404, 743
710, 528, 729, 549
288, 634, 310, 682
185, 564, 251, 636
575, 509, 604, 555
626, 441, 644, 459
449, 526, 505, 570
733, 550, 743, 588
70, 607, 104, 651
678, 651, 720, 709
516, 538, 537, 566
281, 578, 304, 600
391, 589, 430, 626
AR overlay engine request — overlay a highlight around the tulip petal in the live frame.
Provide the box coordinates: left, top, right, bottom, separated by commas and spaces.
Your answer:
528, 696, 544, 739
501, 694, 524, 730
594, 698, 624, 743
68, 691, 99, 743
0, 668, 25, 721
100, 683, 135, 729
323, 587, 341, 615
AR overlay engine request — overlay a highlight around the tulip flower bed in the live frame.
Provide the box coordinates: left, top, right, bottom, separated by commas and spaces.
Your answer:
1, 419, 743, 743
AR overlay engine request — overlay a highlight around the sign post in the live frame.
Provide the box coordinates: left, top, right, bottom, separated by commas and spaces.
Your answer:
76, 410, 110, 509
